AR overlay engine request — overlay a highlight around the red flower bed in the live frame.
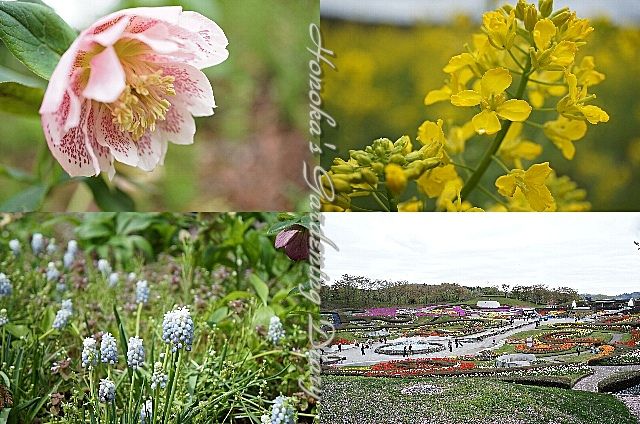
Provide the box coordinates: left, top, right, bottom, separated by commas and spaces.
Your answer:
616, 330, 640, 348
331, 338, 351, 346
365, 357, 475, 377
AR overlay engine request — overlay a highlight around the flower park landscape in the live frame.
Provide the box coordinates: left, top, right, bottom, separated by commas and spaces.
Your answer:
320, 277, 640, 423
0, 213, 316, 423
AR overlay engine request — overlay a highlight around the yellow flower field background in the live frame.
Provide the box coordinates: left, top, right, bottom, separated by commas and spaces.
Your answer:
321, 14, 640, 211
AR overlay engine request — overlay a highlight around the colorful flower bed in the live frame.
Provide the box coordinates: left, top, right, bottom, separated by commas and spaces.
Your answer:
365, 358, 475, 377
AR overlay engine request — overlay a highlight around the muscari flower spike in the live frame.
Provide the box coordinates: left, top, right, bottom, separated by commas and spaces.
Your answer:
108, 272, 119, 288
82, 336, 99, 368
267, 316, 285, 345
261, 395, 296, 424
162, 306, 194, 352
61, 298, 73, 312
46, 238, 57, 254
0, 273, 12, 297
67, 240, 78, 255
136, 280, 149, 304
150, 362, 168, 390
53, 309, 72, 329
32, 233, 44, 255
101, 332, 118, 365
0, 309, 8, 327
9, 239, 20, 256
63, 251, 75, 269
140, 399, 153, 424
46, 262, 61, 282
127, 336, 145, 369
97, 259, 112, 277
99, 378, 116, 403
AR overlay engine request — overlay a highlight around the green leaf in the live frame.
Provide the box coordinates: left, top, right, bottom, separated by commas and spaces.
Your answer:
0, 163, 35, 183
249, 274, 269, 306
0, 183, 47, 211
252, 305, 275, 327
0, 80, 43, 115
208, 306, 228, 325
0, 1, 77, 80
84, 177, 136, 211
4, 323, 28, 338
0, 64, 45, 87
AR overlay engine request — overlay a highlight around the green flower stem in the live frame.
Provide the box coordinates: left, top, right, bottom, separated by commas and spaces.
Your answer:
127, 371, 136, 424
370, 191, 390, 212
38, 327, 55, 341
491, 155, 511, 173
523, 120, 545, 129
161, 349, 182, 423
135, 302, 142, 337
460, 55, 533, 201
478, 185, 509, 207
507, 49, 526, 72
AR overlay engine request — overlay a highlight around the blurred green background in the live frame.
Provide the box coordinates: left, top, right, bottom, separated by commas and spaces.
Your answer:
320, 5, 640, 211
0, 0, 317, 212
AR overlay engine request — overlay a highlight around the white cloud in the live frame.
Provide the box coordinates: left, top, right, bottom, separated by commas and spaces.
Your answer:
322, 213, 640, 295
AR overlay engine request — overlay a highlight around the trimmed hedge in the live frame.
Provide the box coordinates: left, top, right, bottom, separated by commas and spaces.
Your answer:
598, 370, 640, 393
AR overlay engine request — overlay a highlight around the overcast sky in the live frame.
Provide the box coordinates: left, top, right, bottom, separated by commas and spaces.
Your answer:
322, 213, 640, 295
321, 0, 640, 25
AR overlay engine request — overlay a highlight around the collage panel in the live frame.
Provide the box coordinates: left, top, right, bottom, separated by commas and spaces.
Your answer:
0, 0, 317, 212
319, 0, 640, 212
319, 212, 640, 423
0, 212, 318, 422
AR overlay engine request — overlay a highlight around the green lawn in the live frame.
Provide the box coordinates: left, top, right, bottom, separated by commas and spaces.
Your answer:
321, 375, 636, 424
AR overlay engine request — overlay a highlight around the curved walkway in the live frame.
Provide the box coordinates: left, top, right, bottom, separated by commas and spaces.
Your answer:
573, 365, 640, 392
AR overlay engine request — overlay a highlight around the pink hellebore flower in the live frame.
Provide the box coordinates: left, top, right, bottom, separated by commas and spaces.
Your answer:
40, 7, 229, 178
274, 225, 310, 262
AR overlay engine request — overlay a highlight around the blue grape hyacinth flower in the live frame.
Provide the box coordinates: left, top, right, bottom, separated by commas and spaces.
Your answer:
98, 378, 116, 403
127, 336, 145, 369
162, 306, 194, 352
101, 332, 118, 365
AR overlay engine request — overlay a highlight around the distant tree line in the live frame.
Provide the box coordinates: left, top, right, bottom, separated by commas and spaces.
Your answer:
321, 274, 580, 309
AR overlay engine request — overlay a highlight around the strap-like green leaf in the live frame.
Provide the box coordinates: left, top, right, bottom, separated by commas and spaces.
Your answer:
0, 1, 77, 80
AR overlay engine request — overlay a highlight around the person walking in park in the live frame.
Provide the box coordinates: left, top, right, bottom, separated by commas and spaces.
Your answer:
403, 346, 407, 357
338, 343, 342, 352
448, 340, 453, 352
408, 344, 413, 356
361, 345, 365, 356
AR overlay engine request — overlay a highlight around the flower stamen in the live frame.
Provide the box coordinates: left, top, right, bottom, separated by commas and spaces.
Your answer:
110, 70, 176, 140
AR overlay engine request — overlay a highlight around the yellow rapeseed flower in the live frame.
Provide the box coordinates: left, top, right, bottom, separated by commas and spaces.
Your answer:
398, 197, 423, 212
573, 56, 605, 87
436, 179, 484, 212
498, 123, 542, 168
556, 72, 609, 124
495, 162, 555, 211
451, 67, 532, 135
543, 116, 587, 160
531, 19, 578, 71
417, 164, 459, 198
425, 68, 474, 105
527, 71, 566, 108
384, 163, 407, 197
482, 9, 517, 50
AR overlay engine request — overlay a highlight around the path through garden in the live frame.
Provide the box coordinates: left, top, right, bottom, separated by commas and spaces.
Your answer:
329, 317, 575, 366
573, 364, 640, 421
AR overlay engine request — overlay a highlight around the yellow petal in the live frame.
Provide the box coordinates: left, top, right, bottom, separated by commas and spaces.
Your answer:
417, 164, 458, 198
551, 137, 576, 160
480, 67, 512, 98
443, 53, 476, 73
384, 164, 407, 197
515, 141, 543, 160
451, 90, 482, 107
550, 41, 577, 68
533, 19, 556, 50
495, 174, 518, 197
417, 120, 445, 145
425, 86, 452, 105
523, 162, 552, 186
472, 110, 501, 135
581, 105, 610, 124
496, 99, 532, 122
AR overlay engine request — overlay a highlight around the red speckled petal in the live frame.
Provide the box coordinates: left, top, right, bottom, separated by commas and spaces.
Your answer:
136, 131, 163, 171
96, 106, 139, 167
161, 63, 215, 117
158, 103, 195, 145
